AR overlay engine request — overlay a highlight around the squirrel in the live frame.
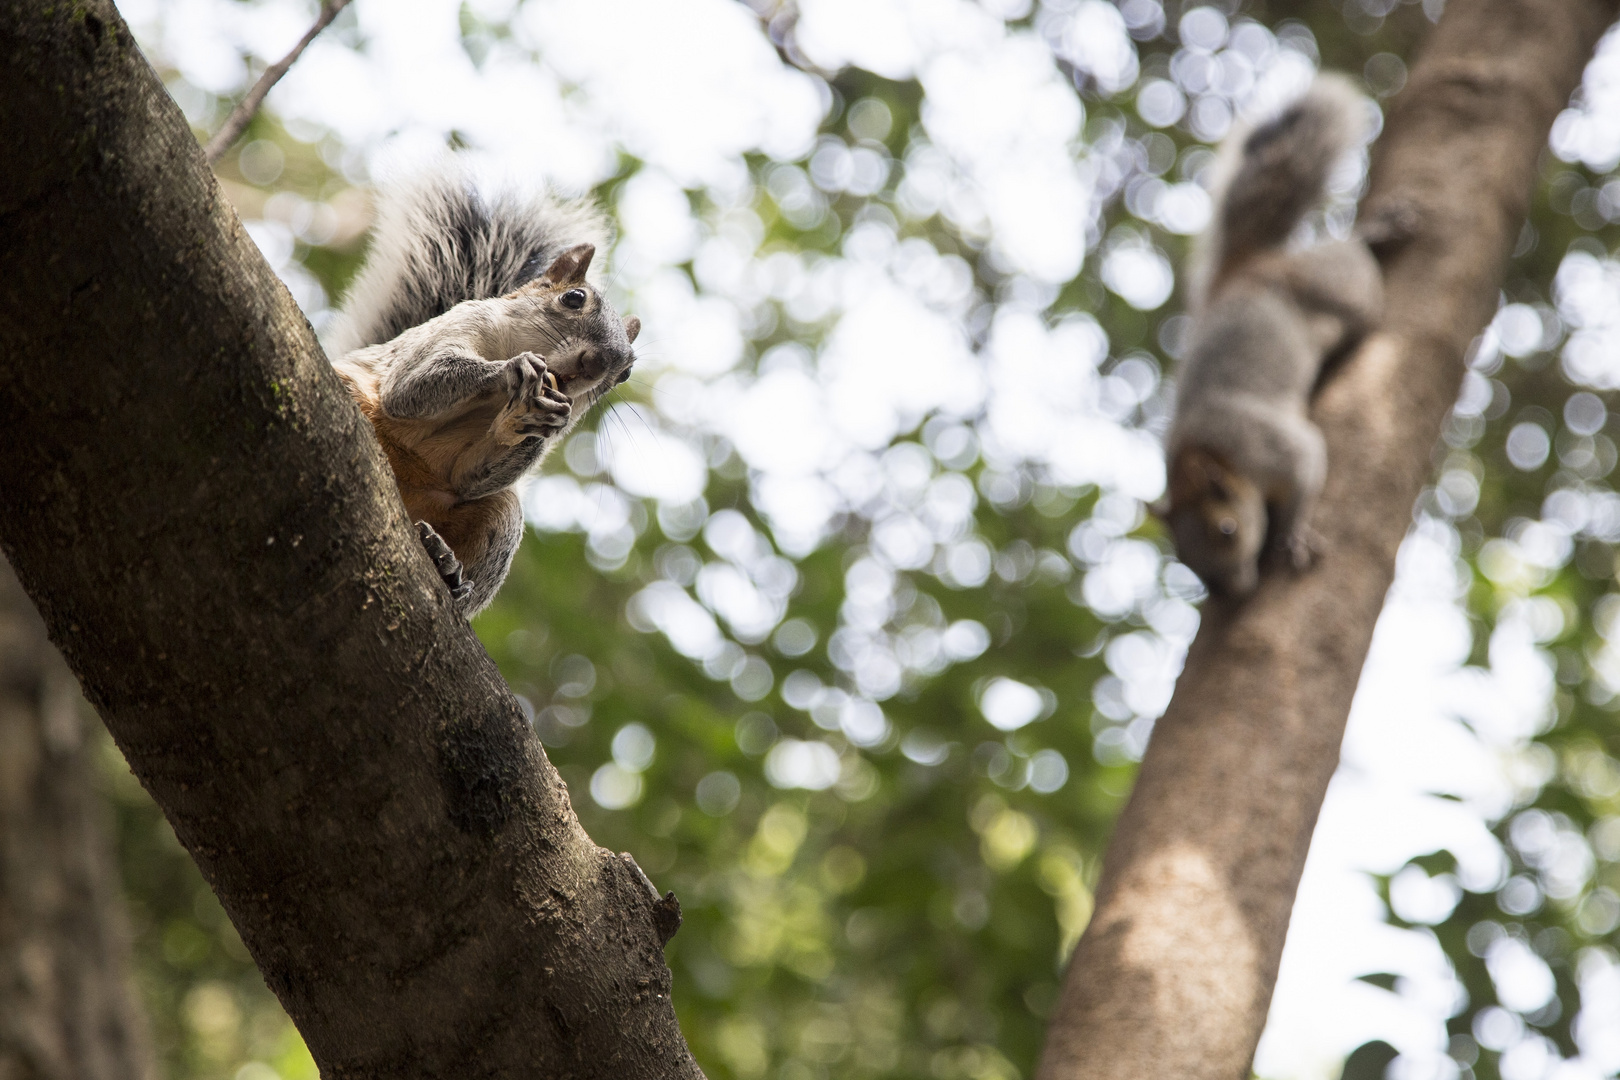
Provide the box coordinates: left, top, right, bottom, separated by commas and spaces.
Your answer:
1163, 74, 1382, 597
324, 160, 641, 616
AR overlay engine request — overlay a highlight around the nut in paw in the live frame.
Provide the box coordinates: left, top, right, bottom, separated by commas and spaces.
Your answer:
495, 351, 571, 447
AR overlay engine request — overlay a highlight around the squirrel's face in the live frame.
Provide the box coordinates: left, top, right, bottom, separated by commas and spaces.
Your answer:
512, 243, 640, 407
1165, 447, 1267, 596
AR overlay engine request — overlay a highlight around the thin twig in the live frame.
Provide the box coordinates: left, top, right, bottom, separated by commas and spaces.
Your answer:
203, 0, 352, 165
737, 0, 823, 75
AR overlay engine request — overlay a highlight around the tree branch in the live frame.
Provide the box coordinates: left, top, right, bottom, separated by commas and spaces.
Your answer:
735, 0, 826, 76
1037, 2, 1617, 1078
0, 4, 703, 1076
202, 0, 350, 165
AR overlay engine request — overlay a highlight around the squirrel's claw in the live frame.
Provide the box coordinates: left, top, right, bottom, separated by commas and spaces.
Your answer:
417, 521, 473, 602
1281, 524, 1323, 572
496, 351, 571, 446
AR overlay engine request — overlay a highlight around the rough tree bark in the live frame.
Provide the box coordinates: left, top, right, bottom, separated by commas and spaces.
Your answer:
0, 557, 155, 1080
0, 4, 702, 1078
1038, 2, 1617, 1079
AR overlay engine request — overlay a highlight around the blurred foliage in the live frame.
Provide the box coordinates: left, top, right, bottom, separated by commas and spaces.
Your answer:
97, 0, 1620, 1079
99, 730, 317, 1080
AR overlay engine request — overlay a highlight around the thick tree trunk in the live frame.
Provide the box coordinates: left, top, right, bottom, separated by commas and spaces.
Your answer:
1037, 2, 1616, 1078
0, 5, 701, 1078
0, 558, 155, 1080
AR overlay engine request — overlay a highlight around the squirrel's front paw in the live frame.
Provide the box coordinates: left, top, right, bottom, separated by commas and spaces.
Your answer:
1280, 525, 1323, 572
496, 351, 571, 446
417, 521, 473, 604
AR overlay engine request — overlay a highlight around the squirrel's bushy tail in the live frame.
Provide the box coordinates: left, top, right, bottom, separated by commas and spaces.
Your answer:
324, 157, 608, 355
1185, 73, 1370, 310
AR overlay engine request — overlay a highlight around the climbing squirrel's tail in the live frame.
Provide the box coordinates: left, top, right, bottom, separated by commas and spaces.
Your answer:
323, 157, 608, 355
1185, 73, 1371, 310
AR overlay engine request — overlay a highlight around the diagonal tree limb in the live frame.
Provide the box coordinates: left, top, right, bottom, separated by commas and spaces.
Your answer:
1037, 2, 1617, 1078
203, 0, 350, 165
0, 4, 703, 1077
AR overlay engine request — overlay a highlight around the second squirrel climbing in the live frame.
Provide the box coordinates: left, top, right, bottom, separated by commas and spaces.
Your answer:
1163, 74, 1383, 597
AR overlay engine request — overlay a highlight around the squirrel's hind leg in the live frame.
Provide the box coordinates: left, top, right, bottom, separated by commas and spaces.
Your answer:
416, 521, 473, 604
417, 491, 524, 617
1277, 241, 1383, 359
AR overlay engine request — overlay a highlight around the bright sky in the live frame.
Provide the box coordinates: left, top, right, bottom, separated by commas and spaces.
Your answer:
111, 1, 1620, 1077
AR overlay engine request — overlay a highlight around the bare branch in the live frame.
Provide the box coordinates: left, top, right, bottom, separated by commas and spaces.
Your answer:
203, 0, 351, 165
1036, 2, 1618, 1078
736, 0, 827, 76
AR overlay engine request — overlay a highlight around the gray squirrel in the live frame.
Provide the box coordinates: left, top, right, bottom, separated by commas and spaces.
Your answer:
1164, 74, 1382, 596
324, 160, 640, 616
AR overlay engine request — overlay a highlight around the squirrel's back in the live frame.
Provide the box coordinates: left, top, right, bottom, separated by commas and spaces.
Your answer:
1185, 74, 1370, 310
324, 158, 608, 355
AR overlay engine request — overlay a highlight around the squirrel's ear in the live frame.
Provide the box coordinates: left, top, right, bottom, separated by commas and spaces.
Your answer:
542, 243, 594, 287
623, 315, 641, 344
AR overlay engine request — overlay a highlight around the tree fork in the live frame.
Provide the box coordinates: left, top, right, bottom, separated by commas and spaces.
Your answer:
1038, 3, 1617, 1078
0, 4, 702, 1077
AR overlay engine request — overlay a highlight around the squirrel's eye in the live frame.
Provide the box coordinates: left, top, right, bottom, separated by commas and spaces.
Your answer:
561, 288, 587, 310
